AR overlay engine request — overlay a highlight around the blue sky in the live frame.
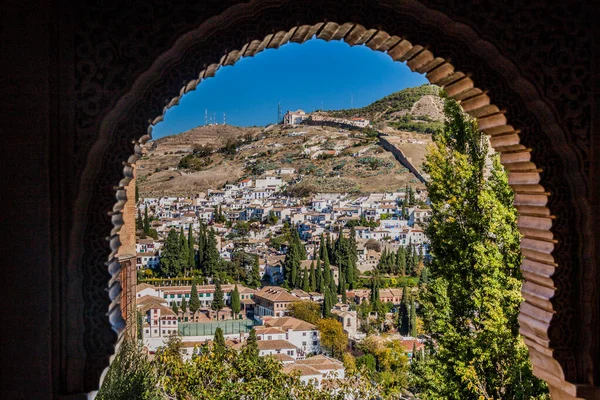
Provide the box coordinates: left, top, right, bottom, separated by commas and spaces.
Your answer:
152, 38, 427, 139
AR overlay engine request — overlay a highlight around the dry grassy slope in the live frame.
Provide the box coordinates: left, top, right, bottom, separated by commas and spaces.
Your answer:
137, 87, 444, 197
137, 124, 429, 196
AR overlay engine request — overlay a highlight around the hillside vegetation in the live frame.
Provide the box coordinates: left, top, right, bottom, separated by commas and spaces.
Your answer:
137, 85, 445, 196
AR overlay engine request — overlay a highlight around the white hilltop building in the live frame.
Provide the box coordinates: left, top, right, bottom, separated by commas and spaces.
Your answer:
283, 109, 309, 125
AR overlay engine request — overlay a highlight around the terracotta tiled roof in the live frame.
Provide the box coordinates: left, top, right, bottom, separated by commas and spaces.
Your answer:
257, 339, 298, 351
282, 363, 321, 377
263, 316, 316, 331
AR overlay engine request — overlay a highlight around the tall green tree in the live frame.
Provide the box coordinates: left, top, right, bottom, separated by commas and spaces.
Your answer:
302, 267, 310, 292
398, 286, 410, 336
204, 229, 221, 277
230, 284, 241, 317
179, 226, 190, 276
211, 280, 225, 313
213, 327, 226, 354
189, 280, 200, 315
243, 328, 259, 361
415, 95, 547, 399
316, 258, 324, 293
246, 255, 261, 288
322, 287, 332, 318
309, 261, 316, 292
143, 207, 151, 235
284, 239, 300, 288
396, 247, 406, 276
197, 223, 206, 269
187, 224, 195, 274
180, 296, 187, 314
136, 209, 144, 231
409, 299, 418, 337
160, 229, 182, 277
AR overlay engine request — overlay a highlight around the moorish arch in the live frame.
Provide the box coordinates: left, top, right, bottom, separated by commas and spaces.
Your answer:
10, 0, 593, 399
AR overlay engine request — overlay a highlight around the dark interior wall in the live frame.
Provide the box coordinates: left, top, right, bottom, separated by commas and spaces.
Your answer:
0, 0, 54, 398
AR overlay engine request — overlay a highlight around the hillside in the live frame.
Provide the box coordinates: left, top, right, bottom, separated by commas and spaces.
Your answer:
137, 85, 446, 197
327, 84, 444, 133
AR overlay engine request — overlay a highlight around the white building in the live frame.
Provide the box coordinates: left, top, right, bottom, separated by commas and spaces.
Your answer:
262, 316, 321, 356
283, 109, 308, 125
257, 339, 299, 359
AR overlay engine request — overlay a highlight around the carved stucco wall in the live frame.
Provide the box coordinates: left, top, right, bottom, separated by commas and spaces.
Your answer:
55, 0, 596, 398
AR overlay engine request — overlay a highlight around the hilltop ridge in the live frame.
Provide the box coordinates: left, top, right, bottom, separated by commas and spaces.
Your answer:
137, 85, 445, 197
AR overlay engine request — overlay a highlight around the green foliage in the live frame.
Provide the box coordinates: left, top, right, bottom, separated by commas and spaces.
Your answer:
211, 280, 225, 312
328, 84, 439, 121
356, 353, 376, 373
357, 156, 393, 170
318, 318, 347, 358
213, 327, 226, 354
159, 229, 183, 277
357, 336, 410, 397
124, 331, 380, 400
178, 154, 213, 170
415, 95, 548, 399
180, 296, 187, 314
230, 284, 241, 316
188, 280, 200, 315
390, 117, 444, 134
288, 301, 321, 325
96, 339, 159, 400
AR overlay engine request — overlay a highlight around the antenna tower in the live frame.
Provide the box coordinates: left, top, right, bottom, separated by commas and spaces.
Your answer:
204, 108, 208, 126
277, 102, 282, 124
213, 112, 216, 125
223, 112, 226, 125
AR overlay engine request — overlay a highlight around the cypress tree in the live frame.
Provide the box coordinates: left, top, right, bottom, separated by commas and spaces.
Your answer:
189, 280, 200, 315
340, 273, 347, 303
284, 240, 300, 288
212, 280, 224, 313
302, 267, 309, 292
397, 247, 406, 276
420, 265, 430, 285
316, 258, 324, 293
370, 272, 380, 306
410, 299, 418, 337
345, 253, 355, 291
160, 228, 182, 277
172, 302, 179, 315
143, 206, 150, 235
136, 208, 144, 231
187, 224, 195, 274
399, 286, 410, 336
230, 284, 241, 317
205, 229, 221, 277
180, 296, 187, 314
326, 233, 333, 262
179, 226, 189, 277
309, 261, 316, 292
322, 288, 332, 318
247, 255, 261, 288
214, 327, 225, 354
329, 270, 336, 302
244, 328, 259, 361
197, 223, 206, 269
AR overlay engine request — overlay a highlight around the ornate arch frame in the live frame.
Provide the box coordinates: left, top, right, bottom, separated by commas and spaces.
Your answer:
64, 0, 596, 398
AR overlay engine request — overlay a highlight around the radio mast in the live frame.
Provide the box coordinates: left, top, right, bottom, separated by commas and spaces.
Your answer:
223, 112, 226, 125
204, 108, 208, 126
277, 102, 282, 124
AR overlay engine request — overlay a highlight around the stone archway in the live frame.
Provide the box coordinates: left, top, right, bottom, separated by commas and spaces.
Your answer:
60, 1, 595, 398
